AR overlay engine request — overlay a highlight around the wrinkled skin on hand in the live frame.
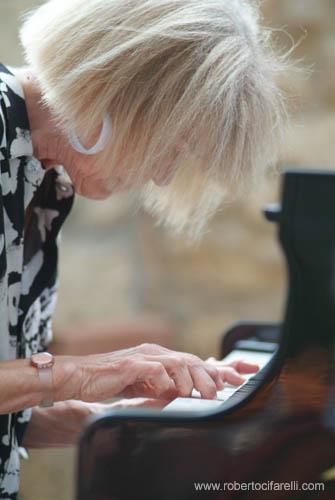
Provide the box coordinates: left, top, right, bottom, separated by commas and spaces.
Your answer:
77, 344, 259, 403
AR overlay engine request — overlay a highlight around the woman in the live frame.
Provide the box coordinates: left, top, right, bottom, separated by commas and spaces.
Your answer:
0, 0, 286, 498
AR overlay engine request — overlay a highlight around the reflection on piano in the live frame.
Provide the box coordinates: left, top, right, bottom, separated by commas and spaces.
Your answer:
76, 170, 335, 499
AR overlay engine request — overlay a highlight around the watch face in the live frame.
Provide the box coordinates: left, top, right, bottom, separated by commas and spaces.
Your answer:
31, 352, 54, 368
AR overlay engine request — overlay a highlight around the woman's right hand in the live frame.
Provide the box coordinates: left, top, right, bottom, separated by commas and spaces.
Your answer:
55, 343, 226, 403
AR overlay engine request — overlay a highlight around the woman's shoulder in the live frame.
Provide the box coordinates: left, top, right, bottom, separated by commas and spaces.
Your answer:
0, 63, 33, 160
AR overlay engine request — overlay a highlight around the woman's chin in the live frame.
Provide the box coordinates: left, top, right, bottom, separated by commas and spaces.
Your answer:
73, 177, 134, 199
75, 189, 112, 200
75, 183, 125, 200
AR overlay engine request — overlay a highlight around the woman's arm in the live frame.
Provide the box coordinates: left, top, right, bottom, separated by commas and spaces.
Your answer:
0, 356, 77, 414
0, 344, 259, 416
21, 357, 260, 449
0, 346, 219, 415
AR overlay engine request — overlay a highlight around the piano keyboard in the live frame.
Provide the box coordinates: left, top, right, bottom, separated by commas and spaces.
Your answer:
163, 349, 275, 413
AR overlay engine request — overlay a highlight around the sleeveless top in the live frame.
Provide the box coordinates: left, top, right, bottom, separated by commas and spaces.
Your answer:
0, 63, 74, 499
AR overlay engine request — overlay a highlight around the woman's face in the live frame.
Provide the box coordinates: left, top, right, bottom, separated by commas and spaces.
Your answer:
43, 127, 177, 200
61, 150, 176, 200
65, 118, 184, 199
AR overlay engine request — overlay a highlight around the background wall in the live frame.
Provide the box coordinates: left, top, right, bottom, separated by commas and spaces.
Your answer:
0, 1, 335, 499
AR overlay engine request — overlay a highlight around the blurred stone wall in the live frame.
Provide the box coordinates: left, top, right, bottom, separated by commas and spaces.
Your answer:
0, 1, 335, 499
265, 0, 335, 109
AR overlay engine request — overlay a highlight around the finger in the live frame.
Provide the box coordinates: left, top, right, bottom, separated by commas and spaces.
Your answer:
205, 357, 217, 363
204, 358, 224, 389
134, 360, 172, 398
218, 367, 246, 386
190, 365, 218, 399
186, 354, 223, 391
211, 359, 259, 374
122, 377, 177, 399
144, 378, 178, 401
144, 355, 194, 397
228, 360, 259, 374
203, 361, 224, 390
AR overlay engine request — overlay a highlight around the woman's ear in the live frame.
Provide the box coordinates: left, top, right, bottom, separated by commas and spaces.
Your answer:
67, 114, 112, 156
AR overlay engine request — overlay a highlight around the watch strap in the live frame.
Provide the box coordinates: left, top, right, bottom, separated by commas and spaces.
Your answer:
31, 352, 55, 408
37, 366, 54, 407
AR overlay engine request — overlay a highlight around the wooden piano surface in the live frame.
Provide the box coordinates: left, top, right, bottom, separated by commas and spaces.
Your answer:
76, 171, 335, 500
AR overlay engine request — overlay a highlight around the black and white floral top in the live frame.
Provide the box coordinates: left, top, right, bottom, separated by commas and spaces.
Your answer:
0, 63, 74, 499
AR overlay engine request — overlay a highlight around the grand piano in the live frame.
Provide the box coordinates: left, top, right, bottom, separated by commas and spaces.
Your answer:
76, 170, 335, 499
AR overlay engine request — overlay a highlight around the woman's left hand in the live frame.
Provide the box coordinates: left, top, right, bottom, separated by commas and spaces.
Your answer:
22, 399, 168, 449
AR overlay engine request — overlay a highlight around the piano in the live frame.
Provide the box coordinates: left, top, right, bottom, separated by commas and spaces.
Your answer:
76, 170, 335, 499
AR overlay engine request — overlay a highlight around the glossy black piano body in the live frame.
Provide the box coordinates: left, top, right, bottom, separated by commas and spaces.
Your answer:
76, 170, 335, 499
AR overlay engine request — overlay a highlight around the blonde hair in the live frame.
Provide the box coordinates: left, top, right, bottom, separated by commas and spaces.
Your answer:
20, 0, 287, 239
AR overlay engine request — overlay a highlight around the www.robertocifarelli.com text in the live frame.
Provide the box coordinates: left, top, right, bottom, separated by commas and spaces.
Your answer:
193, 481, 325, 493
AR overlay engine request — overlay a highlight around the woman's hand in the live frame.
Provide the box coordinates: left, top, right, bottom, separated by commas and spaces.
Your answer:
23, 398, 167, 449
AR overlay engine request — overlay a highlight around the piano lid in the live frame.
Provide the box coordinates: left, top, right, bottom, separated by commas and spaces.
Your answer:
77, 170, 335, 500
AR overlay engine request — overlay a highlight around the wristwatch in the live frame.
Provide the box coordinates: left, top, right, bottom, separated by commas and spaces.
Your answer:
30, 352, 55, 408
